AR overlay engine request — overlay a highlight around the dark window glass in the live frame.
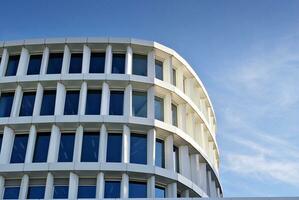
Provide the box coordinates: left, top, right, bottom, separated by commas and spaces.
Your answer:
40, 90, 56, 115
77, 186, 96, 198
132, 91, 147, 117
155, 60, 163, 80
112, 54, 125, 74
109, 91, 124, 115
106, 134, 122, 162
58, 133, 75, 162
27, 55, 42, 75
155, 186, 166, 198
64, 91, 79, 115
3, 187, 20, 199
32, 133, 50, 163
47, 53, 63, 74
69, 53, 82, 73
172, 104, 178, 126
172, 68, 176, 86
0, 92, 14, 117
10, 134, 28, 163
5, 55, 19, 76
89, 53, 105, 73
155, 97, 164, 121
173, 146, 179, 173
104, 181, 121, 198
53, 186, 68, 199
130, 134, 147, 164
85, 90, 101, 115
129, 181, 147, 198
155, 139, 165, 168
81, 132, 100, 162
132, 54, 147, 76
27, 186, 45, 199
19, 92, 36, 116
0, 134, 2, 153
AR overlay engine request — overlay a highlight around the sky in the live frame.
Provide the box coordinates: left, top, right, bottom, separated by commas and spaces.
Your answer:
1, 0, 299, 197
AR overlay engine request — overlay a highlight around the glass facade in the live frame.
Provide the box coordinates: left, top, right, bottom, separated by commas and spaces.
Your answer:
109, 91, 124, 115
85, 90, 101, 115
130, 134, 147, 164
81, 132, 100, 162
155, 139, 165, 168
5, 55, 19, 76
10, 134, 28, 163
0, 92, 14, 117
19, 92, 36, 116
155, 186, 166, 198
106, 133, 122, 162
104, 181, 121, 198
132, 54, 147, 76
0, 134, 2, 152
53, 185, 68, 199
173, 146, 180, 173
58, 133, 75, 162
27, 55, 42, 75
155, 60, 163, 80
89, 53, 105, 73
3, 187, 20, 199
69, 53, 82, 73
172, 103, 178, 126
112, 54, 125, 74
77, 185, 96, 199
47, 53, 63, 74
132, 91, 147, 117
40, 90, 56, 115
27, 186, 45, 199
172, 68, 176, 86
155, 96, 164, 121
32, 133, 50, 163
129, 181, 147, 198
64, 91, 80, 115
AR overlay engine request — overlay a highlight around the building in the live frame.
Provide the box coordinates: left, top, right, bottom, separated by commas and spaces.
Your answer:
0, 38, 222, 199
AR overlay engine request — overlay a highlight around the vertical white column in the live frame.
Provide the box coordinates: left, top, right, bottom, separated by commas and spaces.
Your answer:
125, 46, 132, 74
147, 176, 155, 198
176, 67, 184, 91
211, 178, 217, 197
40, 47, 49, 75
207, 170, 213, 197
124, 84, 132, 116
61, 45, 71, 74
78, 82, 87, 115
164, 93, 172, 124
96, 172, 104, 199
179, 145, 191, 179
33, 83, 44, 116
11, 85, 23, 117
163, 56, 172, 83
68, 172, 79, 199
122, 125, 130, 163
54, 83, 66, 115
99, 124, 107, 163
165, 135, 174, 171
0, 126, 14, 164
82, 45, 91, 74
217, 187, 221, 197
177, 104, 186, 132
0, 48, 9, 77
25, 125, 37, 163
16, 47, 30, 76
166, 182, 177, 198
186, 111, 194, 138
147, 86, 155, 119
147, 128, 156, 166
147, 50, 155, 79
190, 154, 200, 186
47, 125, 61, 163
199, 163, 207, 193
104, 45, 112, 74
19, 174, 29, 200
181, 189, 190, 198
73, 126, 83, 163
100, 82, 110, 115
121, 173, 129, 198
44, 172, 54, 200
0, 176, 4, 199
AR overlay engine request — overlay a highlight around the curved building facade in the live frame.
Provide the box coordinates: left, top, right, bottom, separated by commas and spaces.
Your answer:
0, 38, 222, 199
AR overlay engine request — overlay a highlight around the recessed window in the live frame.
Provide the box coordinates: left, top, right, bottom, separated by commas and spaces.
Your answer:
106, 133, 122, 162
112, 54, 125, 74
64, 91, 80, 115
77, 179, 96, 199
32, 133, 50, 163
40, 90, 56, 116
47, 53, 63, 74
155, 97, 164, 121
171, 68, 176, 86
132, 91, 147, 118
3, 186, 20, 199
10, 134, 28, 163
0, 92, 14, 117
81, 132, 100, 162
89, 53, 105, 73
0, 134, 3, 153
58, 133, 75, 162
69, 53, 82, 73
172, 103, 178, 126
5, 55, 19, 76
156, 139, 165, 168
130, 134, 147, 164
27, 55, 42, 75
104, 181, 121, 198
155, 60, 163, 80
85, 90, 101, 115
27, 185, 45, 199
53, 185, 68, 199
132, 54, 147, 76
109, 91, 124, 115
155, 186, 166, 198
173, 146, 179, 173
129, 181, 147, 198
19, 92, 36, 116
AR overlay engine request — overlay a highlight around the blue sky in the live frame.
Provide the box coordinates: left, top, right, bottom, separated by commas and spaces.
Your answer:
1, 0, 299, 197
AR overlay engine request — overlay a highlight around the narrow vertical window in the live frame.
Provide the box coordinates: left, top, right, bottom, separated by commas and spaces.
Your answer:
106, 133, 122, 162
155, 60, 163, 80
89, 53, 105, 73
171, 68, 176, 86
155, 186, 166, 198
58, 133, 75, 162
10, 134, 29, 163
104, 181, 121, 198
85, 90, 101, 115
81, 132, 100, 162
32, 133, 50, 163
27, 184, 45, 199
77, 179, 96, 199
69, 53, 82, 73
130, 134, 147, 164
5, 55, 19, 76
64, 91, 80, 115
19, 92, 36, 116
112, 54, 125, 74
0, 92, 14, 117
40, 90, 56, 116
129, 181, 147, 198
109, 91, 124, 115
132, 54, 147, 76
132, 91, 147, 117
154, 96, 164, 121
155, 139, 165, 168
173, 146, 179, 173
0, 134, 2, 153
27, 55, 42, 75
172, 103, 178, 126
3, 186, 20, 199
47, 53, 63, 74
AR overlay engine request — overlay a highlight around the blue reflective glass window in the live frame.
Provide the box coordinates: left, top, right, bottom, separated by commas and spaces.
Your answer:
58, 133, 75, 162
155, 186, 166, 198
132, 91, 147, 117
155, 97, 164, 121
173, 146, 180, 173
172, 68, 176, 86
89, 53, 105, 73
10, 134, 28, 163
77, 186, 96, 198
104, 181, 121, 198
129, 181, 147, 198
106, 133, 122, 162
0, 134, 2, 153
27, 186, 45, 199
0, 92, 14, 117
64, 91, 79, 115
5, 55, 19, 76
69, 53, 82, 73
32, 133, 50, 163
27, 55, 42, 75
109, 91, 124, 115
85, 90, 101, 115
19, 92, 36, 116
112, 54, 125, 74
40, 90, 56, 115
132, 54, 147, 76
172, 103, 178, 126
47, 53, 63, 74
81, 132, 99, 162
155, 139, 165, 168
155, 60, 163, 80
130, 134, 147, 164
3, 187, 20, 199
53, 186, 68, 199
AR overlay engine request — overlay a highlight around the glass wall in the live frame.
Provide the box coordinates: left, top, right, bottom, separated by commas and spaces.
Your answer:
77, 179, 96, 199
27, 55, 42, 75
0, 134, 2, 153
155, 186, 166, 198
104, 181, 121, 198
64, 91, 80, 115
132, 54, 147, 76
40, 90, 56, 116
172, 103, 178, 126
109, 91, 124, 115
173, 146, 180, 173
155, 60, 163, 80
130, 134, 147, 164
85, 90, 101, 115
155, 96, 164, 121
106, 133, 122, 162
5, 55, 19, 76
112, 54, 125, 74
53, 185, 68, 199
155, 139, 165, 168
81, 132, 100, 162
3, 186, 20, 199
10, 134, 28, 163
69, 53, 82, 73
27, 185, 45, 199
129, 181, 147, 198
58, 133, 75, 162
19, 92, 36, 116
47, 53, 63, 74
171, 68, 176, 86
89, 53, 105, 73
132, 91, 147, 117
32, 133, 50, 163
0, 92, 14, 117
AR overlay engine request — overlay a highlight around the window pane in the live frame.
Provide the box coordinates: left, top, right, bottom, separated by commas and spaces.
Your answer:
81, 132, 99, 162
155, 139, 165, 168
106, 133, 122, 162
27, 186, 45, 199
85, 90, 101, 115
69, 53, 82, 73
10, 134, 28, 163
5, 55, 19, 76
172, 68, 176, 86
89, 53, 105, 73
132, 54, 147, 76
129, 181, 147, 198
132, 91, 147, 117
104, 181, 121, 198
0, 134, 2, 153
155, 60, 163, 80
112, 54, 125, 74
64, 91, 79, 115
53, 186, 68, 199
19, 92, 36, 116
33, 133, 50, 163
130, 134, 147, 164
155, 97, 164, 121
27, 55, 42, 75
77, 186, 96, 198
109, 91, 124, 115
3, 187, 20, 199
58, 133, 75, 162
173, 146, 179, 173
155, 186, 166, 198
40, 90, 56, 115
0, 92, 14, 117
172, 104, 178, 126
47, 53, 63, 74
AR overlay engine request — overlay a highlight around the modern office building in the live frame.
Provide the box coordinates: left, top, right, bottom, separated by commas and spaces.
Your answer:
0, 38, 222, 199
